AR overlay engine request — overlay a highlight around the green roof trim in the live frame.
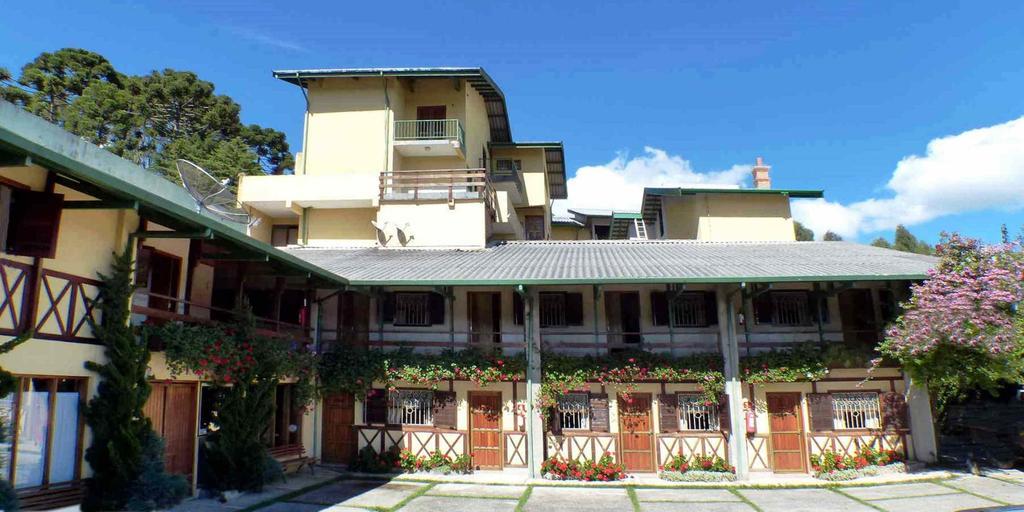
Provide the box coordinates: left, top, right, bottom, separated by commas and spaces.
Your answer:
645, 187, 824, 198
612, 212, 643, 220
489, 141, 564, 148
340, 274, 929, 287
0, 101, 348, 287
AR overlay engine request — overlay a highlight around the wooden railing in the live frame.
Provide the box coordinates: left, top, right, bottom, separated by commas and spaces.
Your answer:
0, 259, 32, 335
379, 169, 496, 211
132, 290, 311, 342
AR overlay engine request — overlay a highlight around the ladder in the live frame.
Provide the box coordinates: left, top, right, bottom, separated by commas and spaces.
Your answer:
633, 218, 648, 240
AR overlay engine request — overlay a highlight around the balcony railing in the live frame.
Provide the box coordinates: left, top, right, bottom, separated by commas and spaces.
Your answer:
394, 119, 465, 149
379, 169, 496, 212
131, 290, 311, 342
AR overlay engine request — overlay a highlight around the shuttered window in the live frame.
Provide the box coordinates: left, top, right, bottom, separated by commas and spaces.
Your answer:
754, 291, 827, 326
678, 394, 720, 431
831, 392, 881, 430
384, 292, 446, 326
5, 189, 64, 258
557, 393, 590, 430
387, 390, 434, 426
652, 292, 718, 327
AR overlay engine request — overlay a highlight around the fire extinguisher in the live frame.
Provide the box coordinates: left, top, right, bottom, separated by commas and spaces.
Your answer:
745, 403, 757, 435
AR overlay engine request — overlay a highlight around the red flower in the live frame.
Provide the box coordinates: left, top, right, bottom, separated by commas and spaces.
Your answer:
199, 359, 208, 367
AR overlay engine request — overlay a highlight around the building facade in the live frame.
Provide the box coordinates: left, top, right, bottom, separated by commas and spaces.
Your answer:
237, 67, 939, 479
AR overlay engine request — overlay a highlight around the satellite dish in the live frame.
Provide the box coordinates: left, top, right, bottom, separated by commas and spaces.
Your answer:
371, 220, 395, 244
176, 159, 252, 225
396, 222, 414, 244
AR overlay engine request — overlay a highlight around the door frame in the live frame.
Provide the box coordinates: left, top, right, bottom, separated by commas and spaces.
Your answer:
617, 392, 655, 472
765, 391, 808, 473
468, 391, 503, 470
321, 392, 356, 465
146, 380, 200, 484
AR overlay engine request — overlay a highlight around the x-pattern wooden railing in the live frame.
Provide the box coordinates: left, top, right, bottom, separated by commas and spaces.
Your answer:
34, 269, 100, 342
0, 259, 31, 335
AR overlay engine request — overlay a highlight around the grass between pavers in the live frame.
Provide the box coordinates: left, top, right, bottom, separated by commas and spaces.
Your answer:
236, 474, 347, 512
514, 486, 533, 512
727, 489, 763, 512
626, 487, 641, 512
829, 488, 887, 512
936, 480, 1011, 506
375, 482, 437, 512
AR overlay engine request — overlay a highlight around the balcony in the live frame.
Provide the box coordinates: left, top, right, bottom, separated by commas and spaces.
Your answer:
379, 168, 496, 210
393, 119, 466, 157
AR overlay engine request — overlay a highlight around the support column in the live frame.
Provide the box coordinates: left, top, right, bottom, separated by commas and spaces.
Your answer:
716, 284, 749, 479
904, 375, 938, 462
519, 285, 544, 479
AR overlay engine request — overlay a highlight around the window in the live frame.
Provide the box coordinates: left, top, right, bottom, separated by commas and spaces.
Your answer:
754, 291, 824, 326
678, 394, 720, 431
387, 390, 433, 426
3, 187, 64, 258
593, 224, 610, 240
271, 225, 299, 247
525, 216, 545, 240
558, 393, 590, 430
651, 292, 717, 327
538, 292, 584, 328
832, 392, 881, 430
0, 377, 84, 488
382, 292, 445, 327
494, 159, 522, 177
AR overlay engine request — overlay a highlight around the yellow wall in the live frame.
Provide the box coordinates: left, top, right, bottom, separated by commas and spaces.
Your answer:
304, 77, 394, 176
376, 202, 488, 248
306, 208, 377, 246
551, 224, 587, 240
662, 193, 796, 241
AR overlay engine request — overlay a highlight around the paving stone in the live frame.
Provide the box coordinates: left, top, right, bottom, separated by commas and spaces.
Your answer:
871, 493, 1000, 512
946, 476, 1024, 504
738, 489, 874, 512
397, 496, 518, 512
305, 481, 426, 509
841, 482, 960, 501
427, 483, 527, 499
641, 502, 754, 512
523, 487, 632, 512
259, 502, 329, 512
634, 488, 741, 502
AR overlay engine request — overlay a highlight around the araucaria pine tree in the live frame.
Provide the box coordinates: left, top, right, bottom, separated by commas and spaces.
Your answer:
81, 247, 186, 511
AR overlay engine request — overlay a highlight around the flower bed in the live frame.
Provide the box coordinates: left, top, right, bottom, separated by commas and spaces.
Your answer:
541, 454, 627, 481
399, 450, 473, 475
811, 446, 906, 481
658, 454, 736, 482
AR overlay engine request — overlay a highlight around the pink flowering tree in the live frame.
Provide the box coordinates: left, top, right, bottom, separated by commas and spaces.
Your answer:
879, 233, 1024, 410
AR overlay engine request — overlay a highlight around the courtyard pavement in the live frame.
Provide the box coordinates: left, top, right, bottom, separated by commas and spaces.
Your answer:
234, 472, 1024, 512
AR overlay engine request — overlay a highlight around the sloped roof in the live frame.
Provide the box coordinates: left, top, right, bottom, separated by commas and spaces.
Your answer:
283, 240, 936, 286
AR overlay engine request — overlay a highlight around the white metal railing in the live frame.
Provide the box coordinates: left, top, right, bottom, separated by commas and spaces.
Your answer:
679, 394, 720, 431
558, 393, 590, 430
832, 392, 881, 430
388, 390, 434, 426
394, 119, 465, 148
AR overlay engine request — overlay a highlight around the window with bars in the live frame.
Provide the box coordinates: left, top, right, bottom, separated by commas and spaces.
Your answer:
394, 293, 431, 326
772, 292, 810, 326
493, 159, 522, 177
678, 394, 719, 431
540, 292, 567, 327
831, 392, 881, 430
558, 393, 590, 430
387, 390, 433, 426
673, 293, 708, 327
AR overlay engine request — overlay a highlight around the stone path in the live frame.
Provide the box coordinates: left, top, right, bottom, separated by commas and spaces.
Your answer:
245, 473, 1023, 512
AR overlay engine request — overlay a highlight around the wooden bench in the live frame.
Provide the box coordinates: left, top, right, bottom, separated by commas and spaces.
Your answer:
269, 444, 316, 477
17, 480, 85, 510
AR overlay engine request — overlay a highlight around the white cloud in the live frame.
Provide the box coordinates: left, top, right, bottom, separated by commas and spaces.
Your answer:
554, 147, 750, 215
792, 116, 1024, 239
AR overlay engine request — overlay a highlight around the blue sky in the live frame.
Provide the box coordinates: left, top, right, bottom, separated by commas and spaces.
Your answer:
3, 1, 1023, 243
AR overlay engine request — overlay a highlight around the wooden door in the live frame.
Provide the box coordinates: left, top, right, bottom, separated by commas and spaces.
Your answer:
469, 392, 502, 469
144, 248, 181, 312
322, 393, 356, 464
469, 292, 501, 344
618, 393, 654, 472
339, 292, 369, 348
606, 292, 641, 347
144, 382, 198, 476
838, 289, 878, 344
766, 392, 806, 472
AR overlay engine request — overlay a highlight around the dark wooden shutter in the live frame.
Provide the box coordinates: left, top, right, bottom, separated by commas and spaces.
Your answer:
429, 293, 446, 325
651, 292, 668, 326
658, 393, 678, 433
432, 391, 457, 429
135, 246, 153, 288
754, 293, 774, 325
565, 293, 584, 326
881, 392, 909, 431
807, 292, 829, 324
547, 408, 562, 435
704, 292, 718, 325
807, 393, 835, 431
513, 292, 524, 325
365, 389, 387, 424
381, 293, 395, 323
589, 393, 610, 432
718, 394, 731, 432
6, 190, 63, 258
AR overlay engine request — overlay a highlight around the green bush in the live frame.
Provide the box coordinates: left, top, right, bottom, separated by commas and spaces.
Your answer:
351, 446, 401, 473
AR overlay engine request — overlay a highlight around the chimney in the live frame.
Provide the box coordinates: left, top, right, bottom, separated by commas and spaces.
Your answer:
752, 156, 771, 189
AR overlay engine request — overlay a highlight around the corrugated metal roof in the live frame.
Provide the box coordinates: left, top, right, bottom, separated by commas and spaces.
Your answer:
283, 240, 936, 286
